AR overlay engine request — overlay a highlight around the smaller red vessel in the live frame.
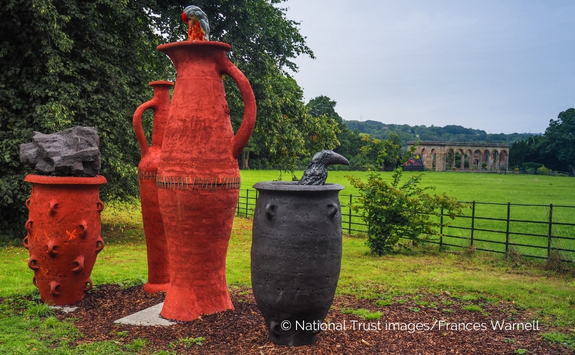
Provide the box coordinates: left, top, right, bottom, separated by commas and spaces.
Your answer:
133, 80, 173, 293
24, 175, 106, 305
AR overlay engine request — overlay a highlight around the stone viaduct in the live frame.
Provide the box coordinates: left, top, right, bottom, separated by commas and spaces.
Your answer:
407, 141, 510, 172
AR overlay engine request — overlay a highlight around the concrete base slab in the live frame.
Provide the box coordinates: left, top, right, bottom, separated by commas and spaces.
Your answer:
50, 305, 78, 313
114, 302, 176, 327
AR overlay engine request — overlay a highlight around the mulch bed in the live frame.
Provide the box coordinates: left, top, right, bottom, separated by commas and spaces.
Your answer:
54, 284, 568, 354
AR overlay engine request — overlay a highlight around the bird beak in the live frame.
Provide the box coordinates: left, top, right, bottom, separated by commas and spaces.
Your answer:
326, 152, 349, 166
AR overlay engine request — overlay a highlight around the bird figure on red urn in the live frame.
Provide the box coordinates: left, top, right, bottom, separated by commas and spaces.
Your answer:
181, 5, 210, 41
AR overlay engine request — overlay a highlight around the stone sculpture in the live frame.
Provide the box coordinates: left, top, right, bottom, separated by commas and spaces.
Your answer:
20, 126, 101, 177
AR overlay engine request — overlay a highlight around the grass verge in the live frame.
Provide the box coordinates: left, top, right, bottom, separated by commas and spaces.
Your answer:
2, 197, 575, 352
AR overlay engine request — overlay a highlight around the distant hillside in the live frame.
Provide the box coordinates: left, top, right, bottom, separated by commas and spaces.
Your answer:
343, 120, 538, 145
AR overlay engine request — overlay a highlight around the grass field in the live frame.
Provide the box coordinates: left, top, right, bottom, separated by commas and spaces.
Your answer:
240, 170, 575, 260
3, 216, 575, 322
240, 170, 575, 205
2, 170, 575, 353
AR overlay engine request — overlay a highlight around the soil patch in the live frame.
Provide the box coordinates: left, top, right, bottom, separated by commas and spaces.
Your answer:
55, 284, 568, 354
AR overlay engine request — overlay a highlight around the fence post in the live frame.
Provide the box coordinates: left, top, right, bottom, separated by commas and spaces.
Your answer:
470, 201, 476, 246
236, 190, 241, 216
245, 189, 249, 217
547, 204, 554, 259
505, 202, 511, 254
440, 208, 444, 248
348, 195, 353, 235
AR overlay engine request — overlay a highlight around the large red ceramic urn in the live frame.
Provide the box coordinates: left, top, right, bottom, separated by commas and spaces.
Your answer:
155, 41, 256, 321
133, 80, 173, 293
24, 175, 106, 305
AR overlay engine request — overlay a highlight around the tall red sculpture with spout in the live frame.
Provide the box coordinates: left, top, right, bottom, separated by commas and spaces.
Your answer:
133, 81, 173, 293
155, 40, 256, 320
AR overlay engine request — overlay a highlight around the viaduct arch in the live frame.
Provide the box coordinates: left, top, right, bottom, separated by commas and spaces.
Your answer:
407, 141, 509, 172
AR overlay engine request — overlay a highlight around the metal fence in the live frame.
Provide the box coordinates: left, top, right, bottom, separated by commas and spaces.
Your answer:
437, 202, 575, 261
235, 190, 369, 234
236, 189, 575, 262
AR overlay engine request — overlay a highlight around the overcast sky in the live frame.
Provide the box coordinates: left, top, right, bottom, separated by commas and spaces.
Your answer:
283, 0, 575, 134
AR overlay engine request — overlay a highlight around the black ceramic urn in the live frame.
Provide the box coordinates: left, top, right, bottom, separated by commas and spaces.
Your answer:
251, 181, 344, 346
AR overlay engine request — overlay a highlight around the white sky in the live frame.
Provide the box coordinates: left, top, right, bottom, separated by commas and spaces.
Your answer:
284, 0, 575, 134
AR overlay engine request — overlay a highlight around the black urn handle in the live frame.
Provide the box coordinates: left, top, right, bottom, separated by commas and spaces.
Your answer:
327, 202, 339, 218
265, 202, 277, 220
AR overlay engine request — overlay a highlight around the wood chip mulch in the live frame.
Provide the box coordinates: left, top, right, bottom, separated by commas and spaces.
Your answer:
54, 284, 569, 354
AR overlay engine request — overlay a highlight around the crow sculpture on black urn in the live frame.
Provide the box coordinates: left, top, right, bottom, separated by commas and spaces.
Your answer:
299, 150, 349, 185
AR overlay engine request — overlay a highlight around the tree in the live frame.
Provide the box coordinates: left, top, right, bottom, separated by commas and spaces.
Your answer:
358, 132, 402, 170
236, 73, 339, 171
334, 127, 364, 164
0, 0, 323, 241
509, 135, 546, 168
509, 108, 575, 174
544, 108, 575, 175
149, 0, 338, 171
0, 0, 173, 242
306, 95, 343, 122
306, 95, 362, 160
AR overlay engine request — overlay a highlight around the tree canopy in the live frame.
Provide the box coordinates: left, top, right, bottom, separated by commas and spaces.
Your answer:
0, 0, 333, 241
544, 108, 575, 175
306, 96, 362, 163
510, 108, 575, 175
0, 0, 170, 241
345, 120, 536, 145
306, 95, 343, 123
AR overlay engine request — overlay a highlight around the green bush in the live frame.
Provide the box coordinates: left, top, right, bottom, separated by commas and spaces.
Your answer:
536, 165, 551, 175
522, 162, 543, 170
347, 149, 465, 255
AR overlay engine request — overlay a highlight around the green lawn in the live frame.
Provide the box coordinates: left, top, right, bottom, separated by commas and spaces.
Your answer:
2, 170, 575, 353
240, 170, 575, 260
240, 170, 575, 205
3, 216, 575, 326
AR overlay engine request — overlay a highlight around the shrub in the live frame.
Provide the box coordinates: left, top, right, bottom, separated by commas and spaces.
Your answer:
536, 165, 551, 175
521, 162, 543, 170
347, 149, 465, 255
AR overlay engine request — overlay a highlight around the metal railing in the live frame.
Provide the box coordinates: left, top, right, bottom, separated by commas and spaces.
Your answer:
236, 189, 575, 262
437, 201, 575, 261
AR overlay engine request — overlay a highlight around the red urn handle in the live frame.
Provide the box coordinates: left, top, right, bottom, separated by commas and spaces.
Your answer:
221, 62, 257, 159
133, 81, 174, 157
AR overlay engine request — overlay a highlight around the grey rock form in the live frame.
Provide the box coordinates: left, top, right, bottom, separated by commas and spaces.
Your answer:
20, 126, 101, 177
299, 150, 349, 185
